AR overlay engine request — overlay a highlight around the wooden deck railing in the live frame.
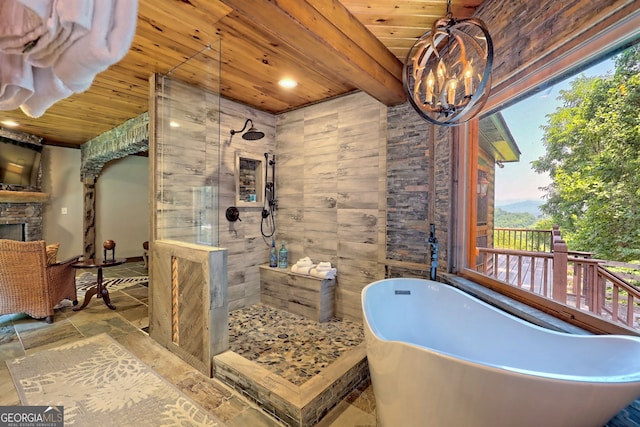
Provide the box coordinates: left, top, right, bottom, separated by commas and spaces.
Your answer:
494, 227, 554, 252
479, 228, 640, 330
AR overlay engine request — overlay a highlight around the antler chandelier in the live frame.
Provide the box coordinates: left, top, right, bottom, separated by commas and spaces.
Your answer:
403, 0, 493, 126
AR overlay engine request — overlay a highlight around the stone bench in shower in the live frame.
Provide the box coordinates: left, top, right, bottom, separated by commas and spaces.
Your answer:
259, 264, 336, 322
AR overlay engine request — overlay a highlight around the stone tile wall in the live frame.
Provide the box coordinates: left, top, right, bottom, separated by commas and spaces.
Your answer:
0, 203, 43, 241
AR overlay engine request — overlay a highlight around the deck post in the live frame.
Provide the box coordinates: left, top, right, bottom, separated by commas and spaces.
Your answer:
552, 239, 568, 303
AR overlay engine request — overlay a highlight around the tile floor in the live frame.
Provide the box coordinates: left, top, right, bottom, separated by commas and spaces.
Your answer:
3, 261, 634, 426
0, 261, 377, 427
229, 303, 365, 386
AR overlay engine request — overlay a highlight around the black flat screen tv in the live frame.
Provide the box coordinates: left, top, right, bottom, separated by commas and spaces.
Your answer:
0, 137, 43, 189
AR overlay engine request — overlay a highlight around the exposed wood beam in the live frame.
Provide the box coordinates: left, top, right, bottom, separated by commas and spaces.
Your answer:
219, 0, 406, 106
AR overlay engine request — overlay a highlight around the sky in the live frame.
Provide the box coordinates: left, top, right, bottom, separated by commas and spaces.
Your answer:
494, 58, 615, 204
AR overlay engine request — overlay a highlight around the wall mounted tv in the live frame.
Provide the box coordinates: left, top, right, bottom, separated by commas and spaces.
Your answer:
0, 137, 43, 189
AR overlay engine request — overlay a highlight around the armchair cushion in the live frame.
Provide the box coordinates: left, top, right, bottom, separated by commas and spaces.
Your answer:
46, 242, 60, 265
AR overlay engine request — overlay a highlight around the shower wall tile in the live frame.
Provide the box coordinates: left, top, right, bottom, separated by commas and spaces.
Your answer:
276, 92, 387, 322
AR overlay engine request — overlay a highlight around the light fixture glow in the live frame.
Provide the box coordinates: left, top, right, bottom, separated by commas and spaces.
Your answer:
278, 78, 298, 88
1, 120, 19, 127
403, 0, 493, 126
169, 121, 180, 128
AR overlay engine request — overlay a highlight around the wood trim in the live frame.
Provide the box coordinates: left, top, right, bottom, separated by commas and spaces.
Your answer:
460, 270, 640, 336
466, 119, 479, 269
0, 190, 49, 203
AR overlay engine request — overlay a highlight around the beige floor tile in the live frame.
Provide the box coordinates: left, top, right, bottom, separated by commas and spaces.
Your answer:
315, 401, 377, 427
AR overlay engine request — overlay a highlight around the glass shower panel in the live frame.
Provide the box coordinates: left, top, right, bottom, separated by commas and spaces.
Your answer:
156, 41, 221, 246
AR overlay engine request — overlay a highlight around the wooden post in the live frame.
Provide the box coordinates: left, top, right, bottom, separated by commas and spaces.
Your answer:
83, 175, 97, 261
552, 238, 568, 303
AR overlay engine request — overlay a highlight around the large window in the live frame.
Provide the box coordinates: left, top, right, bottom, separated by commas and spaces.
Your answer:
455, 8, 640, 334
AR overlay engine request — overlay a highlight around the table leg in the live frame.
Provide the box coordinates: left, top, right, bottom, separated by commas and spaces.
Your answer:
73, 267, 117, 311
96, 267, 116, 310
73, 286, 97, 311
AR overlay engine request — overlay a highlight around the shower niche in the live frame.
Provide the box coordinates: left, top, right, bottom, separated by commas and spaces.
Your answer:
235, 152, 264, 207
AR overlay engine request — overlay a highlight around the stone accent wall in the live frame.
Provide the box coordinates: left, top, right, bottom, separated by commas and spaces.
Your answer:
386, 102, 431, 264
80, 112, 149, 179
385, 102, 451, 277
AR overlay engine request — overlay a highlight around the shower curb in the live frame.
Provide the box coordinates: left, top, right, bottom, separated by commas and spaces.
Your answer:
213, 343, 369, 426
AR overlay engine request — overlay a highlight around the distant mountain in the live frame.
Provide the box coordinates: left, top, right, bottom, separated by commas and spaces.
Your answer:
496, 200, 545, 217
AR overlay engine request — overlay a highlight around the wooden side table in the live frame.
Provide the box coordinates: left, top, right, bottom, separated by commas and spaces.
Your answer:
72, 259, 126, 311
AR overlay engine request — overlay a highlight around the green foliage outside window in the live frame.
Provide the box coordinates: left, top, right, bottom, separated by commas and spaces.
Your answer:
532, 46, 640, 261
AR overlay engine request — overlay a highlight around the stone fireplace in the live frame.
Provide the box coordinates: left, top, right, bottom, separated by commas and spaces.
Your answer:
0, 202, 44, 241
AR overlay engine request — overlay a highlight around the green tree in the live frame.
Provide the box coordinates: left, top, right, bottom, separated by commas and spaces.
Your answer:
532, 46, 640, 261
494, 208, 537, 228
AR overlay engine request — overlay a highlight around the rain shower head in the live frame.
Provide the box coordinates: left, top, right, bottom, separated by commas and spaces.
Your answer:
230, 119, 265, 141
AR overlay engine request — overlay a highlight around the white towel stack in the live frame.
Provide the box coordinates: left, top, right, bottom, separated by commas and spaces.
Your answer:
0, 0, 138, 117
291, 257, 315, 275
310, 262, 337, 279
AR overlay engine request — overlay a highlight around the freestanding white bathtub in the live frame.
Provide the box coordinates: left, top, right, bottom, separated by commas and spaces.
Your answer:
362, 278, 640, 427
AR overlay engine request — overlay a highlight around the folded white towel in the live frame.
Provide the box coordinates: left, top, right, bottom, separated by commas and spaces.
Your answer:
295, 257, 313, 267
310, 267, 337, 279
315, 261, 332, 271
292, 263, 315, 275
54, 0, 137, 92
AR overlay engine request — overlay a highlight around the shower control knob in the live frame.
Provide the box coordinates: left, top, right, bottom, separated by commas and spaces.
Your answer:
226, 207, 242, 222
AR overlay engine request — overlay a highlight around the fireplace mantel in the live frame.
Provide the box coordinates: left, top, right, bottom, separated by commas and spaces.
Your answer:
0, 190, 49, 203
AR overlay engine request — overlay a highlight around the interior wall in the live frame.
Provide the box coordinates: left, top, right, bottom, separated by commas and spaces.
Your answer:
275, 92, 387, 321
42, 146, 149, 260
96, 155, 149, 259
42, 146, 83, 260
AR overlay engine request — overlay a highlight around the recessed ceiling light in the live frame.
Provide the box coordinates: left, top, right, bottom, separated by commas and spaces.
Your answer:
1, 120, 19, 127
169, 121, 180, 128
278, 78, 298, 88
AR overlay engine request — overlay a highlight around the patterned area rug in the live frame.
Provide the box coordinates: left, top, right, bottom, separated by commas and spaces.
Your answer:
5, 334, 225, 426
75, 273, 148, 298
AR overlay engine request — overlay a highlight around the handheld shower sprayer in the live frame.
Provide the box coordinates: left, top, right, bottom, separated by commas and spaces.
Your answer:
261, 153, 277, 237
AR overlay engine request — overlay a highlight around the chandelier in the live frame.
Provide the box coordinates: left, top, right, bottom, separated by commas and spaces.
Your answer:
403, 0, 493, 126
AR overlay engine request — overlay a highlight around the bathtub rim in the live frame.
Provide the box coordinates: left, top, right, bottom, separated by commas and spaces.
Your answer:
362, 277, 640, 384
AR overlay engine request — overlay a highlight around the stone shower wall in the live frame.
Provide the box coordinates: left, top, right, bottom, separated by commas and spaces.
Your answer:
385, 102, 451, 277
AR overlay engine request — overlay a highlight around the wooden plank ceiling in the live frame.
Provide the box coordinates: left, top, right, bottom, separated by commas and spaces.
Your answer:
0, 0, 484, 147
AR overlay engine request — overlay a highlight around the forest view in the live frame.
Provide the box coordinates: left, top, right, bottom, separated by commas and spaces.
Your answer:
495, 45, 639, 263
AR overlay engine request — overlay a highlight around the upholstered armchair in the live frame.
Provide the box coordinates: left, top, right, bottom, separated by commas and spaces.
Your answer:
0, 239, 81, 323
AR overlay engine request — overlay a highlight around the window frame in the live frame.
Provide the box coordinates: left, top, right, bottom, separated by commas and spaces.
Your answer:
452, 8, 640, 335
